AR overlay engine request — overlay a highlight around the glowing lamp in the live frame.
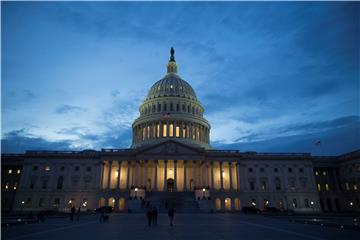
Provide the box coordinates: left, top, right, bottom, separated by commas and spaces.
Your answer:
202, 188, 206, 192
135, 187, 138, 192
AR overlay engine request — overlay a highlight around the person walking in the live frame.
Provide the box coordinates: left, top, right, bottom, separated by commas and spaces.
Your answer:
70, 206, 76, 221
168, 207, 175, 227
76, 207, 81, 221
99, 207, 105, 223
146, 208, 152, 227
152, 206, 158, 225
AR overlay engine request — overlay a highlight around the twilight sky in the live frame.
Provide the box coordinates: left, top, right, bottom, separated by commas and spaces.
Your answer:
2, 1, 359, 155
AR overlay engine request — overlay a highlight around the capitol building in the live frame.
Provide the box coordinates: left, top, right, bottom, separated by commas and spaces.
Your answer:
2, 49, 360, 213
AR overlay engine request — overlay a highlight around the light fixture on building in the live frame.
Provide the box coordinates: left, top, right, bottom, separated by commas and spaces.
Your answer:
222, 170, 225, 177
8, 169, 12, 174
68, 200, 72, 204
82, 201, 87, 207
350, 202, 354, 206
115, 170, 119, 177
112, 199, 115, 203
5, 183, 9, 189
169, 169, 172, 175
202, 188, 206, 192
265, 200, 269, 205
21, 201, 25, 205
17, 169, 21, 174
45, 166, 51, 171
225, 199, 228, 203
251, 201, 256, 206
310, 201, 314, 206
135, 187, 138, 192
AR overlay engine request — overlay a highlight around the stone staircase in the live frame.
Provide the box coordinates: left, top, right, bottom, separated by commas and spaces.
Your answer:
145, 191, 201, 213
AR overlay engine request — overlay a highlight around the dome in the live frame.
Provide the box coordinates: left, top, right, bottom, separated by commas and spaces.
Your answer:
145, 74, 197, 101
131, 47, 211, 150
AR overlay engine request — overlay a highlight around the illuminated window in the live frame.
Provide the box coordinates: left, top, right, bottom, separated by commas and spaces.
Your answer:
8, 169, 12, 174
345, 182, 350, 191
45, 166, 51, 171
5, 182, 9, 189
317, 183, 321, 191
322, 171, 327, 176
261, 181, 266, 191
353, 184, 358, 191
176, 126, 180, 137
17, 169, 21, 174
315, 171, 318, 176
13, 182, 18, 190
169, 124, 174, 137
325, 183, 330, 191
156, 124, 160, 138
163, 123, 167, 137
182, 127, 186, 138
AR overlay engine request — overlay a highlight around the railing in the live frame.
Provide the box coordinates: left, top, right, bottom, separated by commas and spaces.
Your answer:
207, 150, 240, 153
101, 149, 133, 153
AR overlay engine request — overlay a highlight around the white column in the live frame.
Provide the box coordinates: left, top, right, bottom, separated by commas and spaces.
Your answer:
211, 162, 214, 191
126, 161, 130, 190
154, 160, 158, 191
229, 162, 233, 191
107, 161, 112, 191
220, 161, 224, 190
164, 160, 167, 191
183, 160, 187, 191
117, 161, 121, 190
202, 161, 206, 187
236, 162, 240, 191
145, 161, 149, 190
174, 160, 177, 191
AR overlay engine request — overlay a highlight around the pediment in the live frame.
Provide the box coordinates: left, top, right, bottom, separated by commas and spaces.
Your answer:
136, 140, 204, 155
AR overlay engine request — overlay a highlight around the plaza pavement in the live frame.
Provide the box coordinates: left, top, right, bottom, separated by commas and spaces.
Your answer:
2, 213, 360, 240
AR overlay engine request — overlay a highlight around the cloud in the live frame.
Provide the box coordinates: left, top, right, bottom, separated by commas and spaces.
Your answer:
55, 104, 87, 114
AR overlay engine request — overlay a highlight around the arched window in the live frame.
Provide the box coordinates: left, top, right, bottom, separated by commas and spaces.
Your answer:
187, 105, 190, 113
275, 178, 281, 190
119, 198, 126, 210
215, 198, 221, 211
225, 198, 231, 210
157, 103, 161, 112
182, 104, 186, 112
57, 176, 64, 189
234, 198, 241, 210
109, 197, 115, 207
176, 103, 180, 112
169, 124, 174, 137
99, 198, 105, 207
192, 106, 195, 114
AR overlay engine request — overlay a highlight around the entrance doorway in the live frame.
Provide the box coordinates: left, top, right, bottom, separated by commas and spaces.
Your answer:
167, 178, 174, 192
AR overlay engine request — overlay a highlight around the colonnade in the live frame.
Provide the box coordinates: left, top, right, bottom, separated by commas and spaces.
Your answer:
133, 121, 210, 144
101, 160, 241, 192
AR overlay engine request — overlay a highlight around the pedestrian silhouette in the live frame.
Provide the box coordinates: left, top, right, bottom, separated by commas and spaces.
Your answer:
168, 207, 175, 227
146, 208, 152, 227
152, 206, 158, 225
70, 206, 75, 221
76, 207, 80, 221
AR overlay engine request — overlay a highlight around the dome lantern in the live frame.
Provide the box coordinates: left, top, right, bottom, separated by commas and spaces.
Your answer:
167, 47, 178, 74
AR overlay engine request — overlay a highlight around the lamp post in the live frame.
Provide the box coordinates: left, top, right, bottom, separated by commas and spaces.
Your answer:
202, 188, 206, 199
134, 187, 138, 199
21, 200, 25, 216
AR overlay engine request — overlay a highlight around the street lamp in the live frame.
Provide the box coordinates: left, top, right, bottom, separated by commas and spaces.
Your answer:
21, 201, 25, 216
202, 188, 206, 199
134, 187, 138, 199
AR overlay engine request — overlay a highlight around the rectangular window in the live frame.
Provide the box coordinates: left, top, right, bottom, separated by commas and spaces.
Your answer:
317, 183, 321, 191
13, 182, 18, 190
250, 181, 255, 190
304, 199, 310, 208
163, 123, 167, 137
325, 183, 330, 191
354, 184, 358, 191
8, 169, 12, 174
345, 182, 350, 191
39, 198, 44, 207
176, 126, 180, 137
17, 169, 21, 174
292, 199, 297, 208
261, 181, 266, 191
53, 198, 60, 208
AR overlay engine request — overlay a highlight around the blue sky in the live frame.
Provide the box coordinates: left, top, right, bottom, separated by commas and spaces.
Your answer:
2, 1, 359, 155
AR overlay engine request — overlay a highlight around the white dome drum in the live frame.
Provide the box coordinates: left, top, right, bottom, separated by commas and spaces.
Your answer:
132, 48, 211, 149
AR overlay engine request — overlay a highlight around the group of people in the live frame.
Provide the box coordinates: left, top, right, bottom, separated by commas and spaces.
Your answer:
146, 205, 175, 227
70, 206, 81, 221
146, 207, 158, 226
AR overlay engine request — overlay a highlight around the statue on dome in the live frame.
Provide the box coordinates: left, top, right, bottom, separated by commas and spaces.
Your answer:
170, 47, 175, 62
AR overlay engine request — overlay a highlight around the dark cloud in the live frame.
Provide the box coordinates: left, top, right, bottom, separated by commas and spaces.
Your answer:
1, 129, 75, 153
55, 104, 87, 114
213, 120, 360, 156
